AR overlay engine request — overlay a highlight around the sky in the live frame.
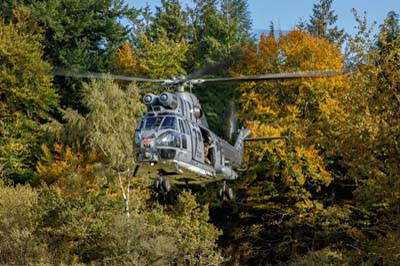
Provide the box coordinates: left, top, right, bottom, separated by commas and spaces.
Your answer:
128, 0, 400, 36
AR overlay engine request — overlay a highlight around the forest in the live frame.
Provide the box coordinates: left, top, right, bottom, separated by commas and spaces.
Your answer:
0, 0, 400, 265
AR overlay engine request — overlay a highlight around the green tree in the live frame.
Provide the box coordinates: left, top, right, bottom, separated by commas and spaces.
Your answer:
134, 35, 189, 79
149, 0, 189, 42
188, 0, 248, 68
33, 0, 135, 110
306, 0, 346, 45
26, 0, 134, 71
2, 0, 136, 110
220, 0, 252, 41
79, 78, 145, 217
0, 0, 26, 22
377, 11, 400, 48
0, 9, 59, 182
36, 78, 144, 216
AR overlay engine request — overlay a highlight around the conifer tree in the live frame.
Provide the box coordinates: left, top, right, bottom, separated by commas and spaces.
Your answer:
150, 0, 189, 42
306, 0, 345, 45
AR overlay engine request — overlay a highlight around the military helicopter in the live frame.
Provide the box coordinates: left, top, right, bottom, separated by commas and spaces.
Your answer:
57, 68, 341, 200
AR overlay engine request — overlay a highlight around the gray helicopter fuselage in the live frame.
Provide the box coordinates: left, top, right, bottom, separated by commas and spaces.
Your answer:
133, 90, 249, 184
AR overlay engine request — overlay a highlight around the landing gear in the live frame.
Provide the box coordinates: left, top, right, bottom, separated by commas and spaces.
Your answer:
217, 181, 234, 200
154, 176, 171, 193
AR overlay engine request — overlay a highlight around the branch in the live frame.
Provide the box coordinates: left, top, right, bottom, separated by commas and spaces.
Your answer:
92, 121, 109, 157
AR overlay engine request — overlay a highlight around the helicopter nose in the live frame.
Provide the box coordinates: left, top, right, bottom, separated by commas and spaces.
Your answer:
139, 136, 158, 162
143, 137, 154, 149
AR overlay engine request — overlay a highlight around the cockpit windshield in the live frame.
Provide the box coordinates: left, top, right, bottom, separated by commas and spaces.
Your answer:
142, 116, 177, 130
161, 117, 177, 130
144, 117, 163, 130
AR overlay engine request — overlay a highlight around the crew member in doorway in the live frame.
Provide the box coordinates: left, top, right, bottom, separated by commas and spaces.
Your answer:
204, 141, 211, 165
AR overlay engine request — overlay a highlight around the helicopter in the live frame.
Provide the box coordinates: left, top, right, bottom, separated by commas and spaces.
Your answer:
56, 68, 341, 200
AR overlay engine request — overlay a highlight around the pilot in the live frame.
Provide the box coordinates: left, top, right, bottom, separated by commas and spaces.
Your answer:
204, 141, 211, 165
153, 116, 162, 128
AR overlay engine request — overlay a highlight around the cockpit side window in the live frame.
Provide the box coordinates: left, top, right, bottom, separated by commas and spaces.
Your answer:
161, 117, 177, 130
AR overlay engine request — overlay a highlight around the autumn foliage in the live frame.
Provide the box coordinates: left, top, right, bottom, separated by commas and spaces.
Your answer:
1, 1, 400, 265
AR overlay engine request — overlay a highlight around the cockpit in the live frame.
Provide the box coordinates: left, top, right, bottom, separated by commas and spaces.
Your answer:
135, 115, 184, 161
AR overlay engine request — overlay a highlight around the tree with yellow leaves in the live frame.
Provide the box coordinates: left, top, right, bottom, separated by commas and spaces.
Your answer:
223, 30, 350, 265
0, 8, 59, 183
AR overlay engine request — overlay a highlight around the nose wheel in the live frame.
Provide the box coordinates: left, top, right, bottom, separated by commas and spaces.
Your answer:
154, 176, 171, 193
217, 181, 233, 200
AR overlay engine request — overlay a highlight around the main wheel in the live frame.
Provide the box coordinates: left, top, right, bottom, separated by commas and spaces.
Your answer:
217, 188, 224, 200
225, 187, 234, 200
154, 178, 161, 192
161, 179, 171, 193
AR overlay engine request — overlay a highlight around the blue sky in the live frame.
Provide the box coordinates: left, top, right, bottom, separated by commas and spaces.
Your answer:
128, 0, 400, 35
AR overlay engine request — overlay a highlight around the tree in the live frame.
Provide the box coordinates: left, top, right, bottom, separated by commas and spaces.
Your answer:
0, 180, 224, 265
37, 77, 144, 216
26, 0, 133, 71
134, 35, 189, 79
149, 0, 189, 42
2, 0, 136, 110
338, 9, 400, 247
0, 8, 59, 182
35, 144, 103, 197
0, 0, 26, 22
220, 0, 252, 41
220, 30, 349, 265
306, 0, 345, 45
172, 191, 224, 265
187, 0, 251, 69
81, 79, 145, 217
377, 11, 400, 48
0, 181, 48, 265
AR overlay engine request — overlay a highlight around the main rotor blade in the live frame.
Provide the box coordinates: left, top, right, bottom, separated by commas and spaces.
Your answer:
140, 85, 166, 92
195, 70, 343, 84
245, 136, 289, 142
52, 69, 166, 83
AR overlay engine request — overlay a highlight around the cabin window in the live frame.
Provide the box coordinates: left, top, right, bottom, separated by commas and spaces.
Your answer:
181, 135, 187, 149
184, 121, 190, 134
187, 102, 193, 120
160, 117, 177, 130
179, 120, 186, 134
180, 98, 185, 116
179, 120, 188, 149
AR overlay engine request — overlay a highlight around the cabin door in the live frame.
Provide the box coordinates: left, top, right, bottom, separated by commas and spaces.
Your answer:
191, 127, 204, 162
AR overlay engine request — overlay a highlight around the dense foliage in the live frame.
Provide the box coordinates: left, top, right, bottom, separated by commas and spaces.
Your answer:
1, 0, 400, 265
